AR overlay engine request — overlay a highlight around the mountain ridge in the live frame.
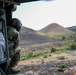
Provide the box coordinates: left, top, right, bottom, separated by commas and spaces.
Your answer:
67, 26, 76, 32
19, 23, 74, 50
37, 23, 74, 37
39, 23, 73, 33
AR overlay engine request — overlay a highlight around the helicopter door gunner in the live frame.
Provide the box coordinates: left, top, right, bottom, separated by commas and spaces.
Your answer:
7, 18, 22, 74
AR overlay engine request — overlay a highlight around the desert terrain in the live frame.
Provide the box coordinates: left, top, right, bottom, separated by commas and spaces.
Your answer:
16, 23, 76, 75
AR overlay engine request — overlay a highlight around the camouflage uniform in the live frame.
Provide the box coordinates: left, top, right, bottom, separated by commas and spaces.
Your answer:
7, 26, 20, 69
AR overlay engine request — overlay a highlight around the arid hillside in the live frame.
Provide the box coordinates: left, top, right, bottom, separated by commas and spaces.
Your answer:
19, 24, 74, 50
37, 23, 74, 37
19, 26, 60, 50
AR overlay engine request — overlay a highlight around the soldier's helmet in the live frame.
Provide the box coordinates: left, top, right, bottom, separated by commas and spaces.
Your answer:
9, 18, 22, 31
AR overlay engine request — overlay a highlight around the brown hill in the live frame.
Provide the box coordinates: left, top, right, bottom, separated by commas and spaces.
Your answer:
19, 26, 59, 50
38, 23, 73, 37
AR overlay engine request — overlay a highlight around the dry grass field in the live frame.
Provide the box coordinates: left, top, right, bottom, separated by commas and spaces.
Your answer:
16, 50, 76, 75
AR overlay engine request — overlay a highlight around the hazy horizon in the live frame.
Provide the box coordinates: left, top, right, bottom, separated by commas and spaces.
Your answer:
13, 0, 76, 30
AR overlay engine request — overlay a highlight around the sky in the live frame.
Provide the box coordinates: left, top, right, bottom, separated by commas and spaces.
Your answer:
13, 0, 76, 30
